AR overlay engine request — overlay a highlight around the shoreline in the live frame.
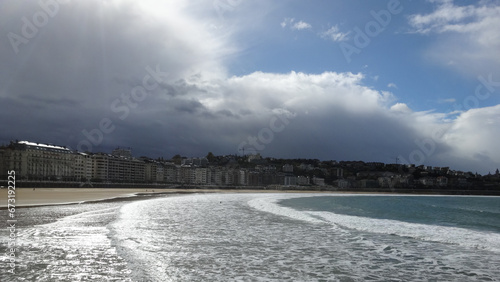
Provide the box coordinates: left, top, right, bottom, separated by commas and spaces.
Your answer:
1, 187, 499, 209
0, 187, 337, 209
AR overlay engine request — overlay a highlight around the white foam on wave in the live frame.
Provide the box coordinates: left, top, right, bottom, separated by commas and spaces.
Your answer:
248, 194, 500, 253
104, 193, 500, 281
110, 197, 185, 282
247, 194, 327, 224
6, 205, 133, 281
310, 211, 500, 253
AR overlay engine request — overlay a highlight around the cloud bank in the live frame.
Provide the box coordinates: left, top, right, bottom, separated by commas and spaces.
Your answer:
408, 0, 500, 76
0, 0, 499, 174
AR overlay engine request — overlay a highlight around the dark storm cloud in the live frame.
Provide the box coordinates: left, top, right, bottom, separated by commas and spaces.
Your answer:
215, 109, 239, 118
0, 1, 499, 173
0, 0, 228, 147
172, 99, 205, 114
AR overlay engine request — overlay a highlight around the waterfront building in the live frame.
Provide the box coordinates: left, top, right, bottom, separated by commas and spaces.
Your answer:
224, 169, 236, 185
261, 171, 280, 185
312, 176, 325, 186
247, 171, 261, 186
194, 167, 208, 184
284, 175, 297, 186
92, 152, 145, 182
238, 169, 248, 185
212, 167, 223, 185
180, 165, 195, 184
164, 163, 179, 183
0, 141, 75, 180
92, 153, 109, 181
334, 179, 350, 189
74, 153, 93, 181
297, 175, 310, 185
145, 161, 164, 183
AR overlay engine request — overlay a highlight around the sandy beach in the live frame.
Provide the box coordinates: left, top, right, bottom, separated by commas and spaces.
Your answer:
0, 187, 327, 208
0, 188, 168, 208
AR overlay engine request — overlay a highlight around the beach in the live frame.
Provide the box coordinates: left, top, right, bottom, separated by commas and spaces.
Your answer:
0, 187, 329, 208
1, 191, 500, 281
0, 188, 172, 208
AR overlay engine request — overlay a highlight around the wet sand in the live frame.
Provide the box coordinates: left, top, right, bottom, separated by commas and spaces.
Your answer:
0, 187, 328, 208
0, 188, 169, 208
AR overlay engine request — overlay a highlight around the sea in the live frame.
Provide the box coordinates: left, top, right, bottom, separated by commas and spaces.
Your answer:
1, 193, 500, 281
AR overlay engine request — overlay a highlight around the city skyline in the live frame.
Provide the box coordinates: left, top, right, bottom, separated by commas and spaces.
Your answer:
2, 139, 498, 177
1, 1, 500, 174
2, 139, 499, 192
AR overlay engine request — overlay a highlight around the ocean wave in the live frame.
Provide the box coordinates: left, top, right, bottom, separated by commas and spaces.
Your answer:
247, 194, 326, 224
308, 211, 500, 253
248, 194, 500, 253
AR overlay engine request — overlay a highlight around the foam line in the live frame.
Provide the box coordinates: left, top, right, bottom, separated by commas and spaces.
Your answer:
248, 194, 500, 253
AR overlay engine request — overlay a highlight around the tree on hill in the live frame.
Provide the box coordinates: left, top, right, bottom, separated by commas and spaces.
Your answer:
171, 154, 183, 165
206, 152, 216, 163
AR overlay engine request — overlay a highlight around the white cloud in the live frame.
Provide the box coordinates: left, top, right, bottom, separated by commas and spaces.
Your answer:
1, 0, 499, 173
408, 0, 500, 76
390, 103, 411, 113
387, 83, 397, 89
442, 105, 500, 169
280, 18, 294, 28
408, 1, 476, 34
281, 18, 312, 30
320, 25, 350, 42
292, 20, 312, 30
210, 71, 394, 115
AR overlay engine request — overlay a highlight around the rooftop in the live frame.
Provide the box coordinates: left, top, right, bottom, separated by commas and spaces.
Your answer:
18, 141, 71, 152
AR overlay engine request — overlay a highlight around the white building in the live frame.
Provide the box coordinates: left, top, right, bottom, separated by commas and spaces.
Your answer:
284, 175, 297, 186
194, 167, 208, 184
312, 176, 325, 186
297, 175, 310, 185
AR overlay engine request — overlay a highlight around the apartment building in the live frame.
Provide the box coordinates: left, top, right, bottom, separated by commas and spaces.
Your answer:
0, 141, 322, 187
164, 163, 180, 183
107, 155, 145, 182
0, 141, 147, 182
0, 141, 75, 180
74, 153, 93, 181
145, 161, 165, 183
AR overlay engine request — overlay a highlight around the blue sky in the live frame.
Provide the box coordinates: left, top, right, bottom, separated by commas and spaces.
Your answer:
225, 0, 500, 112
1, 0, 500, 173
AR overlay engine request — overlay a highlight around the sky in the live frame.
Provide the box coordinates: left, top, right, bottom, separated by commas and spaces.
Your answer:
1, 0, 500, 174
